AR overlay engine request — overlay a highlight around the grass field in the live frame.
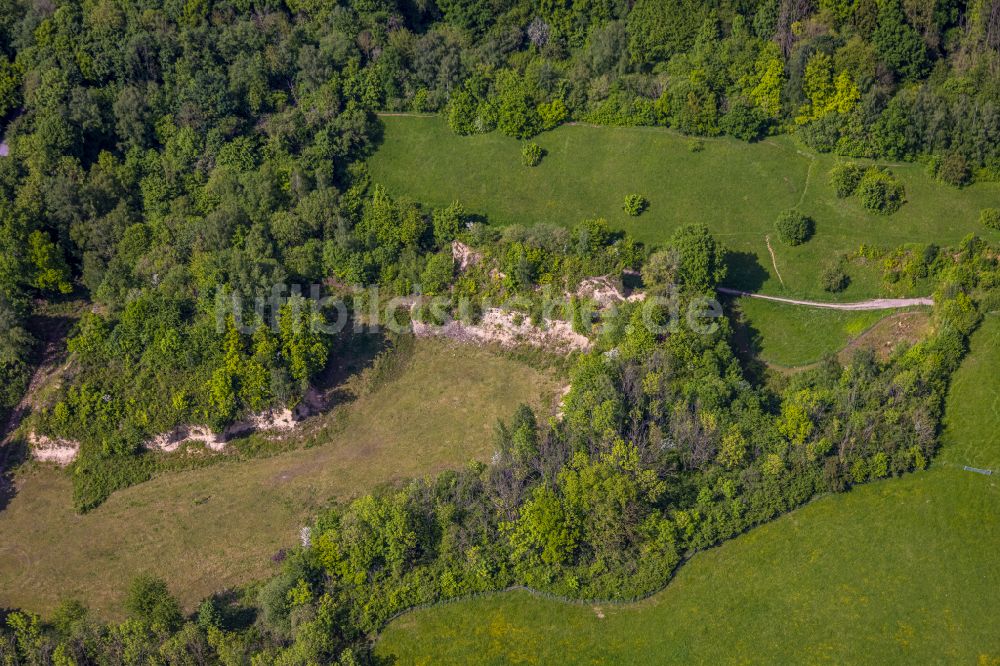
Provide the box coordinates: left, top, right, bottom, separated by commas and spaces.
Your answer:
0, 339, 564, 618
369, 116, 1000, 300
731, 297, 927, 367
375, 315, 1000, 664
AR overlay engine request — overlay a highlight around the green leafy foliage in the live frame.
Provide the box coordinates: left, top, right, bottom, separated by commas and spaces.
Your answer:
829, 162, 864, 198
775, 210, 815, 246
856, 167, 905, 215
521, 142, 543, 167
1, 0, 1000, 660
4, 232, 999, 665
125, 575, 183, 633
821, 264, 850, 293
981, 208, 1000, 231
872, 0, 929, 81
666, 223, 728, 291
935, 153, 972, 188
623, 194, 648, 216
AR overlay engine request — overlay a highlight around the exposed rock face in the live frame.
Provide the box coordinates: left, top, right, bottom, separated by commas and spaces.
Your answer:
575, 274, 646, 306
27, 432, 79, 466
412, 308, 591, 352
30, 388, 327, 463
451, 241, 482, 271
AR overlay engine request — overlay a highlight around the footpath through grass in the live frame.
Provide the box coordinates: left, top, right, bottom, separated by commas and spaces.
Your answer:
375, 316, 1000, 664
0, 340, 564, 618
370, 116, 1000, 300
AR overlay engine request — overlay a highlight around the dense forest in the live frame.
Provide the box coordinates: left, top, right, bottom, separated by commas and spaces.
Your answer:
1, 0, 1000, 661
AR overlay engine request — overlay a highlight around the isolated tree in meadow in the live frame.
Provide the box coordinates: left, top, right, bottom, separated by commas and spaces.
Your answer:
857, 167, 905, 214
775, 209, 815, 245
623, 193, 648, 216
521, 142, 543, 166
666, 223, 727, 291
821, 264, 850, 292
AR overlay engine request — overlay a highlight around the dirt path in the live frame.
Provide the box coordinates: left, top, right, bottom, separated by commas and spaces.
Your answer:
376, 112, 438, 118
717, 287, 934, 311
764, 236, 785, 287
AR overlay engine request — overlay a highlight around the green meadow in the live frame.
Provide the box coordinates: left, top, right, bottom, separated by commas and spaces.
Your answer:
731, 297, 927, 367
0, 340, 563, 617
375, 315, 1000, 665
370, 115, 1000, 300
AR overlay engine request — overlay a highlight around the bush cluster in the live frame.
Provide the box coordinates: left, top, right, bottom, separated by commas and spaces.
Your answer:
623, 194, 648, 216
829, 162, 864, 197
521, 142, 544, 166
857, 167, 905, 214
775, 209, 815, 246
821, 264, 850, 292
980, 208, 1000, 231
829, 164, 905, 214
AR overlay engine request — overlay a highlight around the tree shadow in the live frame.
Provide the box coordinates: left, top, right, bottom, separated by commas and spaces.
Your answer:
0, 299, 81, 514
209, 588, 258, 632
724, 250, 769, 293
621, 269, 643, 293
314, 320, 392, 407
0, 436, 28, 513
722, 295, 769, 386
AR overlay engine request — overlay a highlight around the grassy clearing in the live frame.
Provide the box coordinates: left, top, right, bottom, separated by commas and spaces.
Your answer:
731, 297, 925, 367
0, 339, 564, 618
369, 116, 1000, 300
375, 316, 1000, 665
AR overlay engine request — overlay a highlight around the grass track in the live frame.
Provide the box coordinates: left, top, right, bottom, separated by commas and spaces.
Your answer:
375, 316, 1000, 664
0, 340, 563, 618
370, 116, 1000, 300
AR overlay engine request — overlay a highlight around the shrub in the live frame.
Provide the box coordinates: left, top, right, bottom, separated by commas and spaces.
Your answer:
857, 167, 904, 214
521, 142, 543, 167
125, 574, 182, 632
686, 138, 704, 152
981, 207, 1000, 231
774, 209, 815, 246
829, 162, 863, 198
623, 194, 648, 216
447, 89, 479, 135
537, 98, 568, 130
821, 265, 850, 292
936, 152, 972, 187
420, 252, 455, 295
719, 100, 769, 141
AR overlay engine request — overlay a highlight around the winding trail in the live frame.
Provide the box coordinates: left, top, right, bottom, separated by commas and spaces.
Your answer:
764, 235, 785, 286
717, 287, 934, 311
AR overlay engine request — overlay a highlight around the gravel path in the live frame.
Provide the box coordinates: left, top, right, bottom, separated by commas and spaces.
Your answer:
717, 287, 934, 310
